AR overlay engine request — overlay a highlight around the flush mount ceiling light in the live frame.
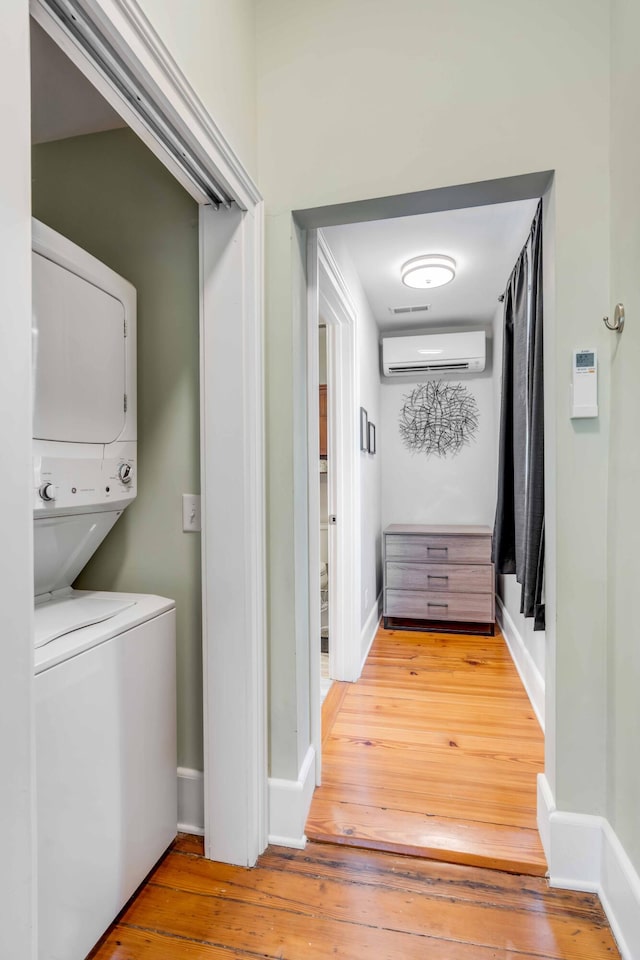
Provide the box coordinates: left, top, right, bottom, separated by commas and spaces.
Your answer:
401, 254, 456, 289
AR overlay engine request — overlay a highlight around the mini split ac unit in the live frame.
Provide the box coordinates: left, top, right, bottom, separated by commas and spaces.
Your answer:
381, 331, 486, 377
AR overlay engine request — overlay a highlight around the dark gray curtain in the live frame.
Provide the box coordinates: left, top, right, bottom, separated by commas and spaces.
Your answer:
493, 202, 545, 630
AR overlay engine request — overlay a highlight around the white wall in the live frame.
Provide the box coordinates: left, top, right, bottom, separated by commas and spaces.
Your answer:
256, 0, 611, 813
323, 228, 382, 631
265, 215, 310, 780
0, 2, 35, 956
497, 575, 545, 677
380, 364, 498, 530
134, 0, 257, 178
606, 0, 640, 877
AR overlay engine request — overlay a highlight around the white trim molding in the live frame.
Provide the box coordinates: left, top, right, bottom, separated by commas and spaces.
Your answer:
306, 230, 322, 783
31, 0, 260, 210
177, 768, 205, 836
102, 0, 262, 206
538, 774, 640, 960
538, 774, 602, 890
318, 232, 360, 684
600, 822, 640, 960
268, 746, 316, 849
306, 230, 361, 784
0, 5, 36, 956
200, 203, 267, 866
496, 595, 545, 732
360, 592, 382, 674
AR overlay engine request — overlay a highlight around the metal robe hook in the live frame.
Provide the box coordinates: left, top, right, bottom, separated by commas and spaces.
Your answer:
603, 303, 625, 333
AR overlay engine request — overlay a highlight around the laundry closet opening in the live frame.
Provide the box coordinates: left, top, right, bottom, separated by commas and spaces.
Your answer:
29, 15, 206, 956
31, 16, 203, 765
304, 174, 552, 875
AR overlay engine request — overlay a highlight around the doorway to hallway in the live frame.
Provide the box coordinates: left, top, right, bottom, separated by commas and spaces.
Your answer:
303, 176, 550, 873
306, 623, 546, 875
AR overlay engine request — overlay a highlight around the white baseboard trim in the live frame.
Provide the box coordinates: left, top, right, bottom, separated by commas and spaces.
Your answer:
177, 767, 205, 836
268, 744, 316, 848
536, 773, 553, 865
600, 819, 640, 960
320, 676, 333, 703
496, 595, 545, 732
538, 774, 640, 960
360, 592, 382, 673
537, 774, 602, 890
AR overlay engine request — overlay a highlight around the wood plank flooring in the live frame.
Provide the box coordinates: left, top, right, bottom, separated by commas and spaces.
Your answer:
89, 834, 621, 960
306, 625, 547, 875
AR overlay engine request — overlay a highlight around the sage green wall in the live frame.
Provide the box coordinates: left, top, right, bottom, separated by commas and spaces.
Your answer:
256, 0, 612, 807
32, 127, 202, 771
607, 0, 640, 875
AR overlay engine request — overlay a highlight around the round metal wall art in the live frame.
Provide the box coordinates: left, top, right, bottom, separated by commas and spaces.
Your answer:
399, 380, 479, 458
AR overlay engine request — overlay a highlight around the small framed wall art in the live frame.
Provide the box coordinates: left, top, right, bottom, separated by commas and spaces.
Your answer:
360, 407, 368, 451
367, 421, 376, 455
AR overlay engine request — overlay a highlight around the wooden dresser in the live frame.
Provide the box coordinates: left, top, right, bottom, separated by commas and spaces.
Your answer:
383, 524, 495, 633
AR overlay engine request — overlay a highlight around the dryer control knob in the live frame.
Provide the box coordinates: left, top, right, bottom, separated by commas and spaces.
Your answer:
39, 482, 57, 502
118, 463, 133, 485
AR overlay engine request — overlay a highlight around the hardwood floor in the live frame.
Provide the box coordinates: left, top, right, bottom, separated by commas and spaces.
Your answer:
306, 625, 547, 875
86, 626, 615, 960
89, 833, 620, 960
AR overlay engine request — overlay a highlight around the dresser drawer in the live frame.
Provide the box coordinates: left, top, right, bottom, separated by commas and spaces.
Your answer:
385, 561, 494, 594
385, 590, 494, 623
385, 534, 492, 565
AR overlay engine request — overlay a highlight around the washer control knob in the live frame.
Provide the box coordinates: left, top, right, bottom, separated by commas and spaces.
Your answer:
39, 482, 57, 502
118, 463, 133, 485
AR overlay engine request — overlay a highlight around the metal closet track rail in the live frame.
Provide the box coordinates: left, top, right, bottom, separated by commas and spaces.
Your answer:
39, 0, 234, 210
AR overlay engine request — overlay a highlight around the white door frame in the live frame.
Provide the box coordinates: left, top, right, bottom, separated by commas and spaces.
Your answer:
29, 0, 267, 867
0, 3, 35, 955
199, 202, 267, 864
307, 230, 361, 776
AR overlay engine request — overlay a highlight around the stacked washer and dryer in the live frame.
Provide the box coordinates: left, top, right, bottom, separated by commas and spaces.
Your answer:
32, 220, 177, 960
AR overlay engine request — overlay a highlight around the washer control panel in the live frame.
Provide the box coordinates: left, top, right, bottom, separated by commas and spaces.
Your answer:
34, 450, 136, 513
39, 482, 58, 502
118, 462, 133, 485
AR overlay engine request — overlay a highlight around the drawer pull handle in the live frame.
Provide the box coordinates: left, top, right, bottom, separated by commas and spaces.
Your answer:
428, 574, 449, 581
428, 602, 448, 609
427, 546, 448, 554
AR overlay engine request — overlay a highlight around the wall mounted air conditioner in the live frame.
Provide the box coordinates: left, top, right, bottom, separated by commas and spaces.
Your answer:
382, 331, 486, 377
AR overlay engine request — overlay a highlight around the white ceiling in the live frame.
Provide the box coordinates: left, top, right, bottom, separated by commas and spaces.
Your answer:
31, 19, 126, 145
323, 199, 539, 333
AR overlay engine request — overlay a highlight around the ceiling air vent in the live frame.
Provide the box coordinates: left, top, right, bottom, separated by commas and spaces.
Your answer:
388, 303, 431, 316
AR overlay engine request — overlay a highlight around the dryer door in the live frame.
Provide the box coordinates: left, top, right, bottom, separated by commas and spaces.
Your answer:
33, 252, 126, 444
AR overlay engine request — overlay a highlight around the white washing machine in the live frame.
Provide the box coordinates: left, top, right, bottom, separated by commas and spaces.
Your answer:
32, 220, 177, 960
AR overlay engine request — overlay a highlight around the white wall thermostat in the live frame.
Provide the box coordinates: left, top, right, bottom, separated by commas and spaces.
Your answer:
571, 348, 598, 418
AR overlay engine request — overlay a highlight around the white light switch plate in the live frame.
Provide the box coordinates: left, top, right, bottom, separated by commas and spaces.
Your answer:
182, 494, 201, 532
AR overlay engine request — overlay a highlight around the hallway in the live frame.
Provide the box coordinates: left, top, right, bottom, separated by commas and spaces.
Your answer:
307, 626, 546, 875
89, 833, 619, 959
